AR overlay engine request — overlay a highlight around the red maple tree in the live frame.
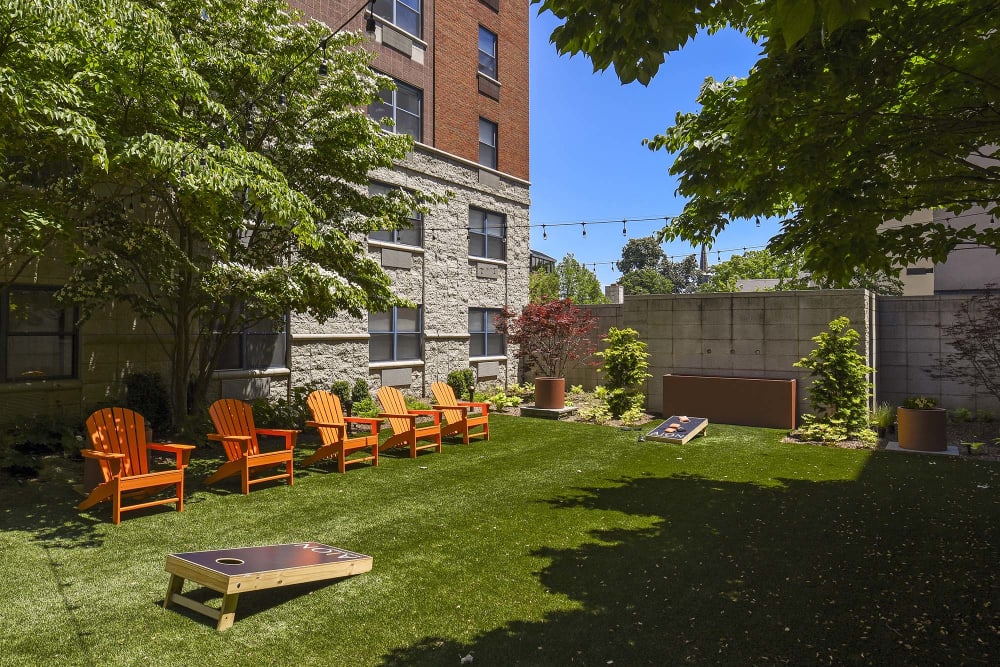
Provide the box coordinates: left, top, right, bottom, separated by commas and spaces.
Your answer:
495, 299, 598, 378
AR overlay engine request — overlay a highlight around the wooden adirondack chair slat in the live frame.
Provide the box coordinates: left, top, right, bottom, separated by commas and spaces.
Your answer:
304, 390, 380, 472
375, 386, 442, 458
77, 407, 194, 525
431, 381, 490, 444
206, 399, 297, 494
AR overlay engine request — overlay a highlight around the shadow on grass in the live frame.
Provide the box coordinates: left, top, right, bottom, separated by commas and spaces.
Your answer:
380, 453, 1000, 665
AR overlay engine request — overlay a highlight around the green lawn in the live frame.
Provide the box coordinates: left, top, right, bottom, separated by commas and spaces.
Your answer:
1, 416, 998, 665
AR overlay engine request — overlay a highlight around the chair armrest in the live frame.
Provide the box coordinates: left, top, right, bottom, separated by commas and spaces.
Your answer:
148, 443, 196, 467
255, 428, 298, 450
80, 449, 126, 461
208, 433, 254, 455
345, 417, 382, 433
306, 420, 346, 429
408, 409, 443, 425
457, 401, 490, 415
436, 404, 470, 415
378, 412, 416, 423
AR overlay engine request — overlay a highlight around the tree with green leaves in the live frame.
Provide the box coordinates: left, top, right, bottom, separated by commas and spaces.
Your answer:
617, 237, 667, 274
2, 0, 440, 427
661, 255, 701, 294
529, 268, 560, 303
794, 317, 876, 444
700, 249, 804, 293
555, 253, 608, 304
538, 0, 1000, 285
619, 268, 674, 295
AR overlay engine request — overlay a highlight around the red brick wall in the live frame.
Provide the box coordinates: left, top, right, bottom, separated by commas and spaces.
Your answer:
434, 0, 529, 180
289, 0, 528, 181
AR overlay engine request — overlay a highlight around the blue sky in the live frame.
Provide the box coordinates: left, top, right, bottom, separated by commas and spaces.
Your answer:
528, 10, 777, 287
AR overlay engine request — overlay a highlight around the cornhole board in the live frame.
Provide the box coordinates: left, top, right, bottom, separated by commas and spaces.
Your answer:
645, 416, 708, 444
164, 542, 372, 631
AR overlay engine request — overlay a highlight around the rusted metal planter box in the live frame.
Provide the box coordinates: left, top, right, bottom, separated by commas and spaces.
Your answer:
662, 374, 797, 429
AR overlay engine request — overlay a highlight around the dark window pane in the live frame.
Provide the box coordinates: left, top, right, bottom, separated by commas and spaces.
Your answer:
216, 334, 242, 370
369, 311, 392, 332
470, 336, 485, 358
397, 86, 421, 114
479, 144, 496, 169
246, 333, 283, 369
469, 232, 485, 257
396, 307, 419, 332
370, 334, 392, 362
469, 309, 482, 332
397, 226, 421, 247
7, 336, 73, 379
369, 230, 394, 243
396, 5, 420, 36
396, 333, 421, 360
8, 291, 70, 333
487, 335, 504, 356
373, 0, 393, 21
396, 112, 421, 140
487, 238, 506, 260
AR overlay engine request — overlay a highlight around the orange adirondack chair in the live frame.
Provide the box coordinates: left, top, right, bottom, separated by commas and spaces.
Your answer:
77, 407, 195, 524
375, 386, 443, 457
206, 399, 297, 494
304, 390, 381, 472
430, 381, 490, 443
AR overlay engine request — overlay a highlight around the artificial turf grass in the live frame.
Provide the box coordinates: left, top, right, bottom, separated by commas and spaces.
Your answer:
1, 416, 998, 666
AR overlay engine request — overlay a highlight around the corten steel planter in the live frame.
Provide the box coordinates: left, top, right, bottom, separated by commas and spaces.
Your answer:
533, 377, 566, 410
897, 407, 947, 452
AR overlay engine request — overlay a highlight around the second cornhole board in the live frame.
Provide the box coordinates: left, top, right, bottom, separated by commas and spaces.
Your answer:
164, 542, 372, 630
645, 416, 708, 444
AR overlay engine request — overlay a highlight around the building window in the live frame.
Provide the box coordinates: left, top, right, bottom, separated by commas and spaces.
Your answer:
215, 317, 287, 371
469, 208, 506, 260
369, 77, 422, 141
373, 0, 421, 38
469, 308, 504, 358
2, 287, 77, 382
369, 306, 422, 362
478, 27, 497, 80
479, 118, 497, 169
368, 183, 424, 247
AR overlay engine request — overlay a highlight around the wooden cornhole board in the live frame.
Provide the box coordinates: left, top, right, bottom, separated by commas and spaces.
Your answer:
164, 542, 372, 630
645, 416, 709, 444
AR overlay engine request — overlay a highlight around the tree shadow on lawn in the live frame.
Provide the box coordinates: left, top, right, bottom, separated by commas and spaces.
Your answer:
380, 454, 1000, 666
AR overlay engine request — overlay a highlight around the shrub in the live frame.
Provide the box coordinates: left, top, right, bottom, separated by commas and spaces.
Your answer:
351, 379, 371, 404
934, 289, 1000, 403
569, 384, 585, 394
331, 380, 351, 405
495, 299, 598, 378
250, 381, 325, 430
950, 406, 973, 423
597, 327, 650, 419
870, 402, 894, 431
404, 395, 432, 411
902, 396, 938, 410
578, 403, 612, 425
123, 371, 172, 434
0, 414, 84, 477
485, 389, 522, 411
507, 382, 535, 400
352, 396, 378, 418
977, 410, 995, 423
793, 316, 876, 442
447, 368, 476, 401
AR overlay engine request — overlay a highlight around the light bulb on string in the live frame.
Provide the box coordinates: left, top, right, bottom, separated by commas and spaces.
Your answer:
245, 117, 255, 139
622, 219, 627, 236
755, 216, 761, 228
542, 224, 547, 240
278, 92, 287, 112
139, 196, 146, 209
581, 222, 587, 237
318, 36, 329, 76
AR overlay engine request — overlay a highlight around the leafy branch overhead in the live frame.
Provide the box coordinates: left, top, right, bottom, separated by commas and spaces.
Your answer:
537, 0, 999, 284
0, 0, 446, 426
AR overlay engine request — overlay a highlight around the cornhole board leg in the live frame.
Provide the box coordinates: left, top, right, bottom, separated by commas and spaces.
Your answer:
163, 573, 240, 630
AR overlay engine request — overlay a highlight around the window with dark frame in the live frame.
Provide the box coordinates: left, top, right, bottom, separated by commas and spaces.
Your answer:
1, 287, 77, 382
369, 306, 423, 362
369, 77, 423, 141
372, 0, 422, 37
478, 26, 497, 80
479, 118, 497, 169
469, 308, 504, 358
214, 316, 287, 371
468, 207, 506, 260
368, 183, 424, 247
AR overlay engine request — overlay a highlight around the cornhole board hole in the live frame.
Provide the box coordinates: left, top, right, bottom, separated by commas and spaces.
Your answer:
645, 416, 708, 444
164, 542, 372, 631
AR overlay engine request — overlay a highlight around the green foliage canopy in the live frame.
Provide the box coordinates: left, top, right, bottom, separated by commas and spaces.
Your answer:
619, 268, 674, 295
537, 0, 1000, 285
1, 0, 442, 424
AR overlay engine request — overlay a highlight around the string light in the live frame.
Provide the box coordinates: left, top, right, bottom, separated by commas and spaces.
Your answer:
622, 219, 627, 236
542, 224, 547, 240
581, 222, 587, 237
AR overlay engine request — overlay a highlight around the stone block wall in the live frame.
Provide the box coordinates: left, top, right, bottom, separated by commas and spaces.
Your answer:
567, 290, 874, 421
877, 295, 1000, 412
